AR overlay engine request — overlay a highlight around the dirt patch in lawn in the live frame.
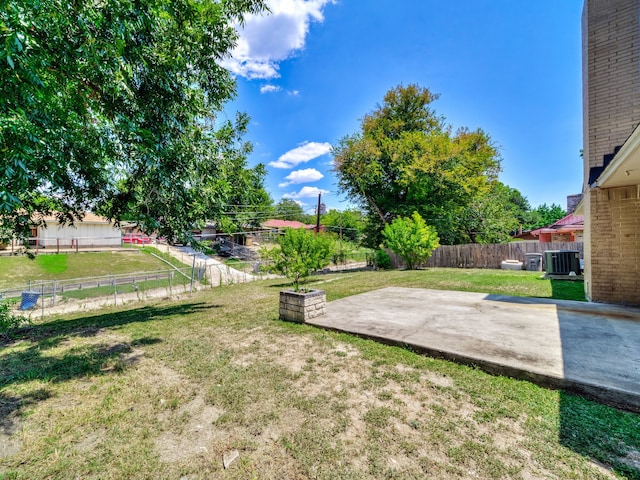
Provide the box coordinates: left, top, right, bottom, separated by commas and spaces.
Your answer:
0, 401, 22, 459
0, 318, 625, 479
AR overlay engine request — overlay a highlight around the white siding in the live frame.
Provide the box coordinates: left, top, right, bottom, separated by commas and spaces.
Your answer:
38, 222, 122, 247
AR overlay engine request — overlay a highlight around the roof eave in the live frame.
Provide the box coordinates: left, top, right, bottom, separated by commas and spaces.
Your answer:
594, 123, 640, 188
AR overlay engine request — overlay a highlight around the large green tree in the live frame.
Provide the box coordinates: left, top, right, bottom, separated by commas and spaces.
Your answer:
320, 208, 365, 243
459, 182, 527, 244
1, 0, 267, 243
333, 84, 503, 246
525, 203, 567, 230
274, 199, 315, 224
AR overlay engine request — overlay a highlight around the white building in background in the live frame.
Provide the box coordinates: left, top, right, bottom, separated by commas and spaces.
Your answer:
32, 212, 122, 248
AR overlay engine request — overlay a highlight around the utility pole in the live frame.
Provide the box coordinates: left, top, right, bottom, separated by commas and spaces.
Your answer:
339, 211, 343, 250
315, 193, 321, 234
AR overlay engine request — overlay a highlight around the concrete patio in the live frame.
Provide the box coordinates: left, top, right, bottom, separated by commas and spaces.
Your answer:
307, 287, 640, 411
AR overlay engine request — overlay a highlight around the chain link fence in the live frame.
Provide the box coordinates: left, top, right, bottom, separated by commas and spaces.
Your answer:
1, 248, 374, 319
0, 268, 202, 319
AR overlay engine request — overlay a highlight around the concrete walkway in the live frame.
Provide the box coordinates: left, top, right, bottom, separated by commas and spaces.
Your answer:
307, 287, 640, 411
159, 244, 274, 285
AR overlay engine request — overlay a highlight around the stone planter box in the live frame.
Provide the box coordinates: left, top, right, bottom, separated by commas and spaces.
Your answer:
279, 289, 326, 323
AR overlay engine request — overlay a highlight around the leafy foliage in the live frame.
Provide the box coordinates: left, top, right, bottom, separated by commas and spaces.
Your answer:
382, 212, 440, 269
0, 301, 29, 340
0, 0, 267, 243
261, 229, 334, 291
333, 84, 506, 246
321, 208, 365, 242
217, 162, 273, 233
274, 199, 315, 224
374, 249, 391, 269
459, 182, 523, 243
525, 203, 567, 230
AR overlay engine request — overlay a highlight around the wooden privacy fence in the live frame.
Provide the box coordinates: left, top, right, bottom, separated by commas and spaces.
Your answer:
389, 242, 584, 269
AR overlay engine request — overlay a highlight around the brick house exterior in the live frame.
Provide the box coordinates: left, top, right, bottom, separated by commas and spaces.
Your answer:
581, 0, 640, 305
531, 213, 584, 243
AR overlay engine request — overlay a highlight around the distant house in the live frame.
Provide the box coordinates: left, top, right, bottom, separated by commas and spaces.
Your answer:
531, 213, 584, 243
31, 212, 122, 248
512, 229, 537, 241
261, 219, 317, 232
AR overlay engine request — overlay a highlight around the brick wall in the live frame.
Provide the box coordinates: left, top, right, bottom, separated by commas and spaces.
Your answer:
583, 0, 640, 180
588, 186, 640, 305
583, 0, 640, 305
279, 289, 326, 322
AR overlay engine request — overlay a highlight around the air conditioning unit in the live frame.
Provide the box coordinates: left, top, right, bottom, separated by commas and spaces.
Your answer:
544, 250, 581, 275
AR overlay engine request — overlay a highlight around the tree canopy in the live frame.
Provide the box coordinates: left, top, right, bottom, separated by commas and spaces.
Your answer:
525, 203, 567, 230
273, 199, 316, 224
320, 208, 365, 242
1, 0, 267, 243
333, 84, 513, 246
459, 182, 525, 244
260, 228, 335, 292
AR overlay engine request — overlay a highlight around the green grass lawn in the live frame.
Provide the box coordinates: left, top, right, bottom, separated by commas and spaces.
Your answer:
319, 268, 586, 302
2, 269, 636, 479
59, 276, 191, 301
0, 248, 191, 290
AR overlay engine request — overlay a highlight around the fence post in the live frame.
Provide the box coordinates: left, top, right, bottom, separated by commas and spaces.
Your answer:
52, 281, 57, 307
113, 276, 117, 305
41, 283, 45, 320
190, 254, 196, 295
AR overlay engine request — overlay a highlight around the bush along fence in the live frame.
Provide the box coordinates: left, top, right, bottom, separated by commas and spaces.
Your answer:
387, 241, 584, 269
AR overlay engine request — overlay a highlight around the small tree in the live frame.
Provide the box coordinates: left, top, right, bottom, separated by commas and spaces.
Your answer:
261, 228, 335, 291
0, 302, 29, 341
382, 212, 440, 269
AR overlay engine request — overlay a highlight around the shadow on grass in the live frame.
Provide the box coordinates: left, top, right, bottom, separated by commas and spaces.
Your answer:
23, 302, 214, 347
0, 303, 215, 429
484, 291, 639, 475
267, 281, 294, 289
559, 392, 640, 479
0, 388, 51, 452
549, 279, 586, 302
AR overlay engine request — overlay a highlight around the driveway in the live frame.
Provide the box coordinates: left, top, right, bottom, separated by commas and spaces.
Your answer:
307, 287, 640, 411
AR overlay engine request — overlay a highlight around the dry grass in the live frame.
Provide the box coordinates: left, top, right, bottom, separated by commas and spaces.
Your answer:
0, 270, 638, 479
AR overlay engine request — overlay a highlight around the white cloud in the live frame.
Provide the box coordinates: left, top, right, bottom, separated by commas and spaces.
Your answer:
278, 168, 324, 187
289, 90, 300, 96
269, 141, 332, 169
260, 84, 282, 94
283, 186, 329, 199
220, 0, 336, 79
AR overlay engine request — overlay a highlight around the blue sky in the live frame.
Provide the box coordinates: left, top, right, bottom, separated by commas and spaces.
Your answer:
223, 1, 584, 214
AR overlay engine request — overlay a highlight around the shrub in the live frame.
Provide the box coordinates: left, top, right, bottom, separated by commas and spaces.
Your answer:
382, 212, 440, 269
0, 302, 30, 340
374, 249, 391, 269
332, 250, 347, 265
260, 228, 335, 291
